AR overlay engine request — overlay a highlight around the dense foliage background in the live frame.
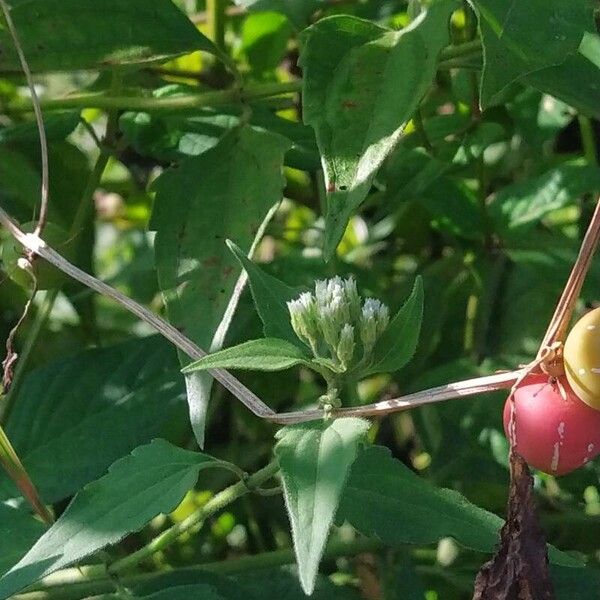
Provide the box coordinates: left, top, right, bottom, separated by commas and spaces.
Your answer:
0, 0, 600, 598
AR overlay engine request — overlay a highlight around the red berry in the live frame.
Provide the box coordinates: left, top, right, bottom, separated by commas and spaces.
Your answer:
502, 374, 600, 475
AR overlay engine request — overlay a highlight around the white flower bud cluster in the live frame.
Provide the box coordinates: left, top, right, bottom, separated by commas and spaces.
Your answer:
287, 276, 390, 371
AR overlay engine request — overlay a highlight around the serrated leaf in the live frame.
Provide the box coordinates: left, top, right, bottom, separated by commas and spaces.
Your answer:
182, 338, 312, 373
364, 277, 424, 376
0, 337, 186, 504
473, 0, 594, 107
0, 503, 45, 575
489, 162, 600, 233
275, 418, 371, 595
152, 126, 290, 447
300, 2, 456, 257
0, 0, 217, 72
228, 241, 306, 347
337, 446, 580, 568
0, 440, 216, 599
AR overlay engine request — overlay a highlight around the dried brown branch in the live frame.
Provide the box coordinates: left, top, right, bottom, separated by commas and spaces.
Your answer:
0, 205, 520, 424
2, 275, 37, 392
538, 198, 600, 357
473, 452, 554, 600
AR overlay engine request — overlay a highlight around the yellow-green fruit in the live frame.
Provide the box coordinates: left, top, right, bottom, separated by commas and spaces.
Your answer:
564, 307, 600, 411
2, 222, 76, 290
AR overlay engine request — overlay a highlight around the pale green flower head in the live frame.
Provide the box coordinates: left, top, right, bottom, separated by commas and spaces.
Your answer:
287, 276, 390, 372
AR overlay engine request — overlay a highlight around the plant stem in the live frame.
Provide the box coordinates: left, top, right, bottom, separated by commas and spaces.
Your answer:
413, 107, 434, 154
0, 289, 58, 423
11, 81, 302, 113
16, 537, 382, 600
8, 39, 482, 114
539, 197, 600, 353
0, 202, 527, 424
0, 0, 49, 237
108, 460, 280, 575
206, 0, 227, 52
578, 114, 598, 166
1, 76, 121, 423
438, 38, 482, 61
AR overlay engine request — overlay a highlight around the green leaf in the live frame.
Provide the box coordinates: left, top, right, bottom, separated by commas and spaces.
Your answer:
337, 446, 580, 567
275, 418, 371, 595
0, 0, 217, 72
228, 241, 306, 347
140, 586, 225, 600
121, 98, 319, 170
239, 567, 362, 600
0, 440, 216, 599
300, 2, 456, 258
364, 277, 424, 376
524, 50, 600, 119
131, 570, 261, 599
241, 12, 292, 74
183, 338, 311, 373
551, 565, 600, 600
0, 503, 45, 575
489, 161, 600, 233
0, 112, 80, 145
234, 0, 322, 29
473, 0, 594, 107
152, 126, 290, 447
0, 337, 186, 504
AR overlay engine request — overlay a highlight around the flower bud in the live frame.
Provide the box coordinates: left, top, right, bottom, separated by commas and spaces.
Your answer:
360, 298, 389, 356
287, 277, 389, 372
337, 324, 355, 369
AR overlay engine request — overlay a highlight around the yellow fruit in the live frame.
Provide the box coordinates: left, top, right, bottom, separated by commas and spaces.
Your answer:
564, 307, 600, 411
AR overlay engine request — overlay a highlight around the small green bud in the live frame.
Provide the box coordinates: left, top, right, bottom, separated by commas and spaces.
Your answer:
287, 292, 319, 348
343, 276, 361, 322
318, 305, 340, 350
288, 277, 389, 373
337, 324, 355, 369
360, 298, 389, 356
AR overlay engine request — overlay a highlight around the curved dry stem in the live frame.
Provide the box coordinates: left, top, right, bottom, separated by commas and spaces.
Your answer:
538, 197, 600, 355
0, 0, 49, 237
0, 205, 520, 425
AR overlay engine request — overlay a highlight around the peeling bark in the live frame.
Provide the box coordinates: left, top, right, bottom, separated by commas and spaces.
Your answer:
473, 451, 555, 600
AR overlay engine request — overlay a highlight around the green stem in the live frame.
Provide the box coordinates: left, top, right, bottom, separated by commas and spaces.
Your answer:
438, 38, 482, 61
11, 81, 302, 113
9, 40, 481, 114
206, 0, 227, 51
413, 107, 434, 154
17, 537, 383, 600
578, 114, 598, 166
108, 460, 280, 575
